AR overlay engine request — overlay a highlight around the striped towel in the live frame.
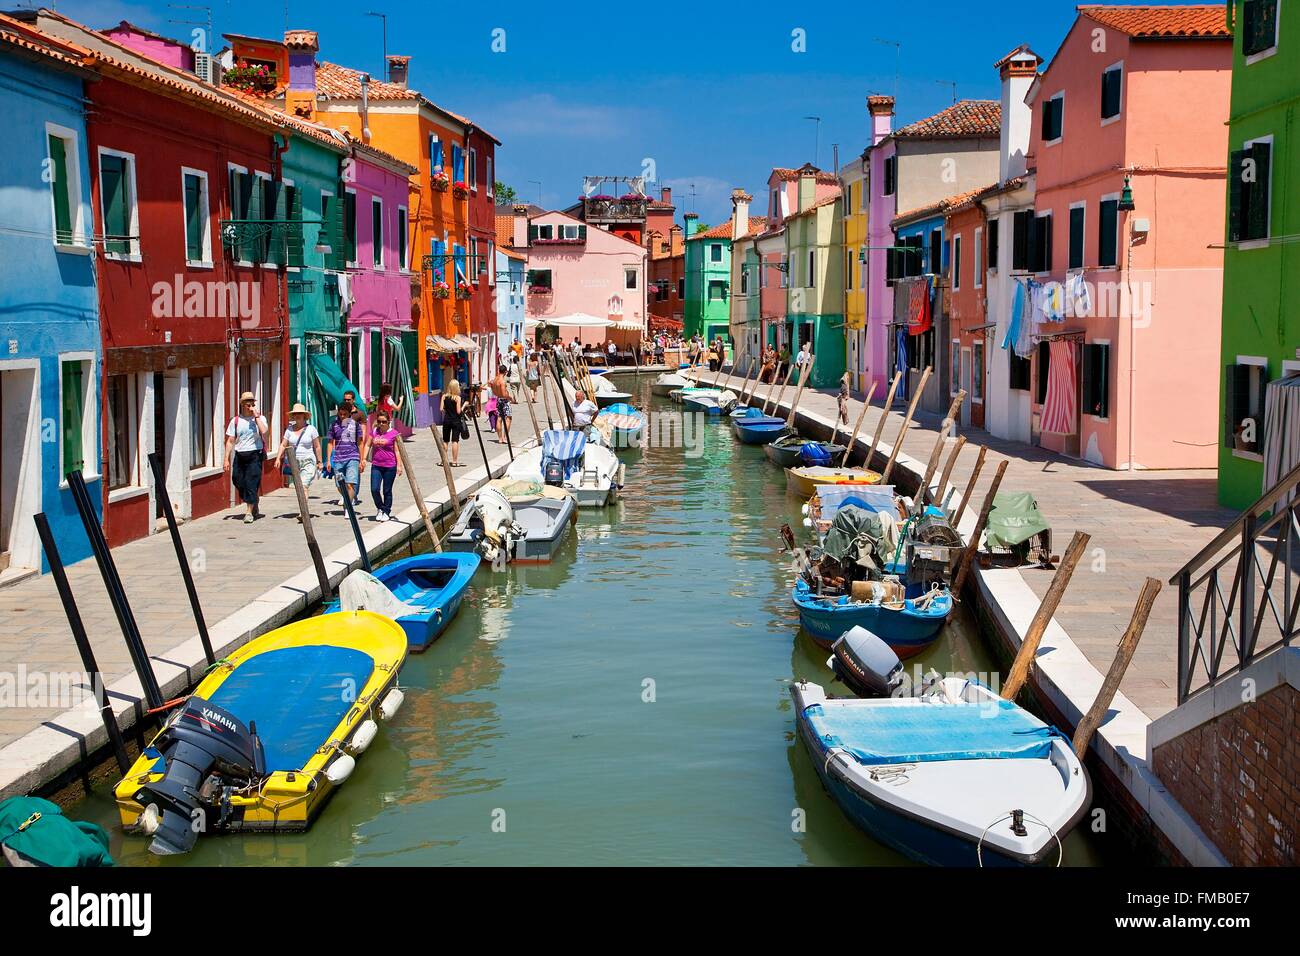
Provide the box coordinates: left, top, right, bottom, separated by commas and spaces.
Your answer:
1041, 340, 1078, 435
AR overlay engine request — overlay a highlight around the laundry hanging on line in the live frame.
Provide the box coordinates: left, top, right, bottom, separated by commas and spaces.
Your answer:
1001, 279, 1034, 358
908, 276, 932, 336
1040, 339, 1078, 436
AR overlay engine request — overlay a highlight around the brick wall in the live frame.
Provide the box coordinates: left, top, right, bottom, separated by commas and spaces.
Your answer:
1152, 684, 1298, 866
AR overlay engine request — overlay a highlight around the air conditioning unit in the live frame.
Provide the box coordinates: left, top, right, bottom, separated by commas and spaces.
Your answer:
194, 52, 215, 85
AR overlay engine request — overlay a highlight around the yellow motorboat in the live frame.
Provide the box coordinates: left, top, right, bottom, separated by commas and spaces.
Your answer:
114, 610, 406, 855
785, 465, 883, 499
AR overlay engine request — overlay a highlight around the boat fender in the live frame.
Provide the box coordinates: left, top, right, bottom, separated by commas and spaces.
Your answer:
140, 803, 161, 836
379, 687, 405, 721
325, 753, 356, 786
802, 517, 813, 528
801, 503, 811, 517
348, 719, 379, 755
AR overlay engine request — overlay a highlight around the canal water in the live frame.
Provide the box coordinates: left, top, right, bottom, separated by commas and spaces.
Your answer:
71, 376, 1106, 866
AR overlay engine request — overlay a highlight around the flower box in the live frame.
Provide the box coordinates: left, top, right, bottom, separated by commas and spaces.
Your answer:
528, 285, 552, 295
431, 171, 450, 192
455, 282, 473, 299
452, 181, 470, 198
431, 282, 451, 299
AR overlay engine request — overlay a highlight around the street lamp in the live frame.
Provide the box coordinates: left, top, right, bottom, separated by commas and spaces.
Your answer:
1118, 174, 1136, 211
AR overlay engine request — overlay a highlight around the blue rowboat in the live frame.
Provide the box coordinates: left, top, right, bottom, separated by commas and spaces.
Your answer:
732, 407, 789, 444
793, 578, 951, 657
596, 402, 646, 448
325, 553, 479, 652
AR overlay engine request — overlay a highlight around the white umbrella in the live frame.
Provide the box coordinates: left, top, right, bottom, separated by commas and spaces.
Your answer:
550, 312, 615, 328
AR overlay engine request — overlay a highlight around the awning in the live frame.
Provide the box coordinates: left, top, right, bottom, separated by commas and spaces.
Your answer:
309, 352, 368, 414
612, 319, 643, 331
451, 334, 478, 351
425, 335, 461, 353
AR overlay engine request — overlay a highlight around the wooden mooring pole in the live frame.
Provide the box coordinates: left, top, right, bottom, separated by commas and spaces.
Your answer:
429, 426, 462, 517
881, 365, 932, 485
839, 380, 878, 467
954, 445, 988, 527
1001, 530, 1091, 702
951, 458, 1009, 594
864, 372, 902, 472
917, 390, 965, 504
784, 356, 815, 427
394, 438, 441, 552
285, 450, 331, 597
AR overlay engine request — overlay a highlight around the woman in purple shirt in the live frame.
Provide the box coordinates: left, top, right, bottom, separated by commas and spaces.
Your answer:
368, 412, 402, 522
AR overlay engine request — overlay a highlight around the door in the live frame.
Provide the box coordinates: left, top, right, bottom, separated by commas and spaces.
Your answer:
960, 347, 972, 426
1, 367, 40, 572
153, 372, 166, 519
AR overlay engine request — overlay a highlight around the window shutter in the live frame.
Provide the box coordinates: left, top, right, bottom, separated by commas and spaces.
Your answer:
285, 186, 304, 267
61, 361, 84, 476
1098, 199, 1118, 267
100, 154, 127, 254
1247, 141, 1271, 241
49, 134, 72, 244
184, 174, 204, 261
988, 219, 999, 270
372, 200, 383, 267
1069, 206, 1085, 269
1101, 69, 1121, 119
1082, 343, 1109, 417
1225, 364, 1247, 446
324, 192, 346, 271
528, 224, 538, 243
344, 190, 357, 264
246, 176, 264, 264
1012, 210, 1030, 270
578, 224, 587, 241
370, 329, 383, 396
1036, 340, 1051, 404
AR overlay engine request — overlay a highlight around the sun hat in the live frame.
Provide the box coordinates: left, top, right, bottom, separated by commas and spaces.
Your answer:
240, 391, 256, 402
289, 402, 310, 417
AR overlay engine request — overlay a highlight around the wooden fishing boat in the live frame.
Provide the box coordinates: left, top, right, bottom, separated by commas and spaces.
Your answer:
785, 464, 882, 499
677, 388, 737, 415
732, 407, 789, 445
114, 611, 407, 854
764, 435, 847, 469
792, 678, 1090, 866
595, 402, 646, 448
324, 553, 479, 652
793, 577, 951, 656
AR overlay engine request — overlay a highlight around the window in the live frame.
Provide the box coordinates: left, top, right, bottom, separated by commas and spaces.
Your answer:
1012, 210, 1032, 271
285, 182, 302, 269
740, 265, 750, 295
1230, 138, 1273, 243
987, 219, 999, 272
258, 173, 279, 265
344, 190, 358, 265
807, 249, 816, 288
1081, 343, 1110, 418
429, 135, 444, 173
452, 143, 464, 183
371, 197, 384, 268
678, 277, 685, 299
60, 357, 93, 478
1009, 352, 1031, 391
1036, 341, 1050, 404
1042, 92, 1064, 143
624, 268, 638, 290
1069, 204, 1086, 270
188, 369, 215, 469
99, 148, 138, 257
487, 157, 494, 198
528, 223, 554, 242
397, 206, 408, 271
952, 234, 962, 291
469, 147, 478, 190
558, 224, 585, 241
1030, 212, 1053, 273
229, 165, 255, 263
47, 126, 82, 247
181, 168, 210, 265
929, 229, 942, 276
452, 243, 466, 284
973, 228, 983, 287
843, 181, 854, 211
845, 248, 854, 290
1098, 197, 1119, 267
1225, 359, 1269, 454
107, 373, 139, 490
469, 237, 478, 279
950, 340, 961, 394
1101, 63, 1123, 121
708, 280, 727, 301
973, 341, 984, 402
526, 268, 552, 290
882, 155, 896, 196
1242, 0, 1280, 58
710, 243, 723, 263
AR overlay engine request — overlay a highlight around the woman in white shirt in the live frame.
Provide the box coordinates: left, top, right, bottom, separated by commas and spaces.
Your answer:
273, 403, 322, 522
224, 391, 269, 524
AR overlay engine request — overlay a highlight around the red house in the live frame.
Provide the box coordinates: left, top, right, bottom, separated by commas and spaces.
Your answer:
463, 122, 501, 375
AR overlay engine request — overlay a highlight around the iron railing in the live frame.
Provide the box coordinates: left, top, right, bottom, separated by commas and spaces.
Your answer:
1170, 459, 1300, 703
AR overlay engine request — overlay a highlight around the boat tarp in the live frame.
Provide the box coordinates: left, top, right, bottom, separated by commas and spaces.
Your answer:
803, 698, 1062, 765
541, 429, 586, 478
338, 569, 422, 620
984, 491, 1050, 549
310, 353, 369, 415
821, 505, 896, 572
0, 796, 114, 867
207, 645, 375, 772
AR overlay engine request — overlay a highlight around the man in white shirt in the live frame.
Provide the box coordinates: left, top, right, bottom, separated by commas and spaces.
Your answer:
572, 390, 598, 428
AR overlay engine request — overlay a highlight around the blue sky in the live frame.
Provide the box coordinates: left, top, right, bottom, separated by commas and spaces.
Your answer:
47, 0, 1197, 223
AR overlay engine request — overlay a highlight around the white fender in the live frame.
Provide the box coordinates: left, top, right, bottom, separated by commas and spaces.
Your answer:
379, 687, 404, 720
325, 753, 356, 785
348, 718, 378, 754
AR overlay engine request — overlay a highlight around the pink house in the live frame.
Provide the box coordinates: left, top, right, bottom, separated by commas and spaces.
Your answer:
343, 140, 418, 402
515, 206, 647, 346
1024, 5, 1231, 469
864, 96, 896, 396
102, 20, 195, 72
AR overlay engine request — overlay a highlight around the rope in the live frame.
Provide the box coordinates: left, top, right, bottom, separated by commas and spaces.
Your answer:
976, 809, 1063, 868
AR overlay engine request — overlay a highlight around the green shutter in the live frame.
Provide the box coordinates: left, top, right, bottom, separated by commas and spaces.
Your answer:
1099, 199, 1118, 267
1228, 148, 1245, 242
246, 176, 264, 264
1246, 141, 1271, 241
285, 186, 303, 267
372, 200, 383, 267
48, 134, 72, 245
578, 224, 587, 241
401, 329, 418, 378
370, 329, 383, 396
1069, 206, 1085, 269
184, 173, 204, 261
1036, 340, 1050, 404
397, 208, 408, 270
61, 361, 84, 476
344, 190, 357, 265
323, 190, 346, 271
100, 154, 128, 255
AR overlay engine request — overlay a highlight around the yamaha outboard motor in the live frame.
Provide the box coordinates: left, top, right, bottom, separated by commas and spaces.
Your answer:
829, 626, 904, 698
132, 696, 265, 856
543, 459, 565, 487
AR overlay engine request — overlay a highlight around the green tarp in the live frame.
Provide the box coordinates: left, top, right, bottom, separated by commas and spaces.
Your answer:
821, 505, 893, 574
0, 796, 113, 867
309, 352, 368, 425
984, 491, 1050, 550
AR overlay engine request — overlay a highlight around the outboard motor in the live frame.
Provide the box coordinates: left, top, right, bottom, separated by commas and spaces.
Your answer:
543, 459, 565, 487
829, 626, 904, 698
131, 696, 265, 855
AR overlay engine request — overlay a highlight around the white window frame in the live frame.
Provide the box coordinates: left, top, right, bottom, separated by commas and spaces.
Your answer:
98, 145, 141, 261
1231, 354, 1269, 461
1044, 91, 1065, 147
106, 371, 148, 501
371, 195, 384, 270
469, 147, 478, 192
179, 166, 213, 268
45, 122, 88, 254
973, 226, 983, 288
1068, 200, 1087, 271
624, 267, 638, 291
1239, 133, 1275, 250
57, 351, 98, 486
487, 157, 494, 198
1101, 61, 1124, 127
952, 234, 962, 291
254, 170, 278, 271
188, 366, 223, 478
1245, 0, 1282, 65
397, 204, 409, 273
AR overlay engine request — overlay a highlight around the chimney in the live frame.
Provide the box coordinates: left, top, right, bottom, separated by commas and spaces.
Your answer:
669, 223, 683, 256
796, 163, 817, 214
284, 29, 319, 120
660, 186, 672, 205
867, 95, 894, 147
730, 189, 751, 242
683, 212, 700, 239
513, 203, 530, 249
387, 54, 411, 89
996, 46, 1041, 181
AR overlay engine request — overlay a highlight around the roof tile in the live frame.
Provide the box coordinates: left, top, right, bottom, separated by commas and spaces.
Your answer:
1077, 5, 1231, 39
893, 99, 1000, 139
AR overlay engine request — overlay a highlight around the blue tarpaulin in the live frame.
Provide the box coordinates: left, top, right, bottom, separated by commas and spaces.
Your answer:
541, 429, 586, 478
803, 698, 1063, 765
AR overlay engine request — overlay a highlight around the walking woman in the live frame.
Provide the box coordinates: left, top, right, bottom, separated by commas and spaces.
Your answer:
441, 379, 466, 467
224, 391, 269, 524
273, 403, 321, 522
373, 382, 412, 440
525, 353, 541, 402
368, 411, 401, 522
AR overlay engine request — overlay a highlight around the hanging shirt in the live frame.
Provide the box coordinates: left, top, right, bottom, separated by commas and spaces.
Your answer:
1066, 272, 1092, 318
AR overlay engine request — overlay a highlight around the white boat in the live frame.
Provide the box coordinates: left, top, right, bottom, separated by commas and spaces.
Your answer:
651, 372, 692, 397
678, 388, 738, 415
563, 374, 630, 409
792, 677, 1089, 866
445, 485, 576, 564
504, 430, 621, 508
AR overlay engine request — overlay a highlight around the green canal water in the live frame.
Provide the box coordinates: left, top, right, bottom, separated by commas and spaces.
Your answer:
71, 377, 1107, 866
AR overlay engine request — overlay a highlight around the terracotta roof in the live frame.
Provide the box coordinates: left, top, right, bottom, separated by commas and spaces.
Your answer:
772, 166, 840, 185
993, 44, 1042, 69
0, 12, 93, 70
784, 192, 842, 221
104, 20, 186, 45
1077, 5, 1231, 39
893, 100, 1000, 139
498, 246, 525, 262
692, 221, 736, 240
316, 60, 420, 100
893, 185, 993, 227
496, 214, 516, 247
283, 30, 318, 50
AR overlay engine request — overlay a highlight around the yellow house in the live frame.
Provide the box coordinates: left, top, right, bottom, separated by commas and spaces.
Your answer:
838, 155, 867, 390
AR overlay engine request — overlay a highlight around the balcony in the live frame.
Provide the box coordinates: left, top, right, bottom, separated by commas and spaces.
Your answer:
583, 195, 647, 222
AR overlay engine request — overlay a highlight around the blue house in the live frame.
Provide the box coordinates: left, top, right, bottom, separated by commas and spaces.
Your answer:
0, 25, 102, 577
496, 244, 525, 355
890, 210, 947, 414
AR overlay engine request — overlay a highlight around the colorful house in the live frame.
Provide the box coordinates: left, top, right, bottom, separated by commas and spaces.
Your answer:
464, 121, 501, 376
839, 152, 868, 390
1026, 4, 1231, 469
1218, 0, 1298, 508
862, 95, 897, 396
684, 216, 734, 348
890, 203, 947, 413
647, 222, 684, 335
0, 16, 101, 578
725, 191, 768, 368
944, 190, 993, 428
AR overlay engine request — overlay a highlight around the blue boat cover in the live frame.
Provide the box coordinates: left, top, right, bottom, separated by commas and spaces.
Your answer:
207, 646, 374, 772
599, 402, 640, 418
542, 429, 586, 478
800, 442, 833, 466
803, 698, 1062, 765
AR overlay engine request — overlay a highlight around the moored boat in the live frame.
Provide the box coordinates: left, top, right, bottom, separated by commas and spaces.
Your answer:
324, 553, 479, 652
732, 407, 789, 445
785, 464, 882, 499
793, 577, 951, 656
678, 388, 737, 415
595, 402, 646, 448
651, 371, 692, 397
114, 611, 407, 854
764, 435, 847, 469
792, 678, 1090, 866
445, 485, 577, 564
504, 430, 619, 507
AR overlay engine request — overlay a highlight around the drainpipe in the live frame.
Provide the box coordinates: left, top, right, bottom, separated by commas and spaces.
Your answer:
359, 74, 372, 144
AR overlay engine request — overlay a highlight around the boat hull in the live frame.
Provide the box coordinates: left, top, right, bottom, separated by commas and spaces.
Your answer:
595, 392, 631, 408
786, 467, 881, 499
324, 553, 478, 652
445, 493, 577, 563
793, 580, 951, 656
764, 440, 848, 469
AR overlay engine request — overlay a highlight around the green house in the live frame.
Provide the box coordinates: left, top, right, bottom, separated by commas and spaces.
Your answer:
1218, 0, 1298, 509
782, 192, 846, 389
683, 217, 733, 346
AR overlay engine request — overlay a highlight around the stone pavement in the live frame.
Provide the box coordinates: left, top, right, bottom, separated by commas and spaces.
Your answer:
0, 387, 562, 777
699, 368, 1238, 720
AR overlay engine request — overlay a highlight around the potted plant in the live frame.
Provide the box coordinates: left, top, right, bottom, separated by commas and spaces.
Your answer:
431, 280, 451, 299
452, 180, 470, 198
455, 280, 473, 299
223, 60, 277, 92
528, 285, 552, 296
431, 169, 450, 192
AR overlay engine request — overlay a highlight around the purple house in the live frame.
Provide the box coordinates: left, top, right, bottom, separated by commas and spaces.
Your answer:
863, 95, 896, 396
342, 139, 419, 415
102, 21, 195, 72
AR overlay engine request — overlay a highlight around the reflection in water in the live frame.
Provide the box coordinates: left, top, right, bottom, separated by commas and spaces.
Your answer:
66, 376, 1107, 866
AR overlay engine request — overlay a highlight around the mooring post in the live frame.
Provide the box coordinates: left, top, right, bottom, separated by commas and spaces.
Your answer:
954, 445, 988, 527
34, 513, 131, 774
1001, 530, 1091, 701
148, 452, 213, 665
285, 450, 331, 598
865, 372, 903, 472
429, 426, 462, 518
337, 476, 373, 573
881, 365, 933, 485
840, 380, 879, 468
951, 458, 1009, 594
394, 438, 441, 552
